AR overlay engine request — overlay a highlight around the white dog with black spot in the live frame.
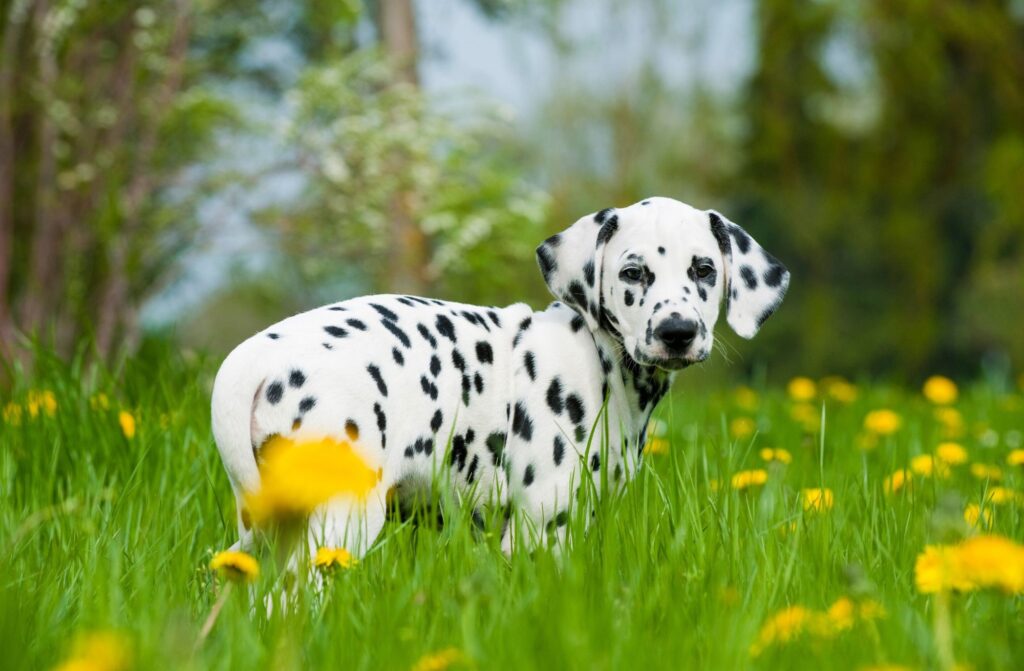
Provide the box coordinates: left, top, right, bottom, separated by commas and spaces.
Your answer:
211, 197, 790, 557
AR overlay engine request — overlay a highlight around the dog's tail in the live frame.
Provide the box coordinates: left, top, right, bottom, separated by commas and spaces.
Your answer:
211, 338, 266, 496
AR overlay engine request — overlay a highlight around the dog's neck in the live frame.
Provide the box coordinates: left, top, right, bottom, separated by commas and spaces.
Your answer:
590, 329, 673, 451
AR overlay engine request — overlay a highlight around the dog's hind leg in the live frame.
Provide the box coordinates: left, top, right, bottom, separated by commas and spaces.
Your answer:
307, 486, 388, 564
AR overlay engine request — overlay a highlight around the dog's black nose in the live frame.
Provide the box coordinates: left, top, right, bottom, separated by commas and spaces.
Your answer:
654, 318, 698, 354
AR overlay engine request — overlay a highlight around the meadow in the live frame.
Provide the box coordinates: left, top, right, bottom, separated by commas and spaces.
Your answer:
2, 349, 1022, 670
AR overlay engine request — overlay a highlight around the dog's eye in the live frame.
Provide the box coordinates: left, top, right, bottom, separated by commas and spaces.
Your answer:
695, 264, 714, 279
619, 267, 643, 282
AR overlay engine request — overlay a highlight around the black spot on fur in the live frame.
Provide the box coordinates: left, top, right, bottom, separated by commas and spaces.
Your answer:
729, 224, 751, 254
565, 393, 585, 424
595, 208, 614, 224
324, 325, 347, 338
658, 246, 665, 255
764, 263, 785, 287
536, 244, 557, 281
322, 342, 332, 350
328, 306, 346, 311
583, 260, 595, 287
590, 453, 600, 471
461, 375, 471, 406
596, 214, 618, 245
392, 348, 404, 365
267, 332, 280, 340
429, 354, 441, 377
486, 432, 505, 466
487, 310, 501, 327
289, 370, 305, 388
570, 313, 585, 332
373, 403, 386, 448
575, 425, 586, 442
370, 303, 399, 321
512, 402, 533, 441
420, 375, 439, 401
740, 265, 757, 290
546, 377, 564, 414
624, 290, 634, 307
430, 409, 443, 433
451, 349, 466, 371
513, 317, 532, 346
367, 365, 387, 396
382, 319, 411, 347
435, 314, 456, 342
265, 382, 283, 405
451, 435, 467, 470
553, 435, 565, 466
346, 318, 367, 331
299, 396, 316, 413
567, 280, 588, 311
523, 464, 535, 487
345, 419, 359, 441
466, 454, 480, 483
415, 323, 437, 348
474, 372, 484, 393
523, 352, 536, 380
475, 341, 493, 364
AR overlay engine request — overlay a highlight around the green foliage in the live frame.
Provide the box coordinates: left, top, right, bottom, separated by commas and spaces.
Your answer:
2, 353, 1023, 669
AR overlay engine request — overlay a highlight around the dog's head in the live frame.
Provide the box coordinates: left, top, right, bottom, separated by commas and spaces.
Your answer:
536, 197, 789, 370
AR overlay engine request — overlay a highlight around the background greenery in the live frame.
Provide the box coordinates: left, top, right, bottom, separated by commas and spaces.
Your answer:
1, 0, 1022, 382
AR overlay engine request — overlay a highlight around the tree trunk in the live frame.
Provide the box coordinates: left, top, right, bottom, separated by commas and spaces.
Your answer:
377, 0, 428, 294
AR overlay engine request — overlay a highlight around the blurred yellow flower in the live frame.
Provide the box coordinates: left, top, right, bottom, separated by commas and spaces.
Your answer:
210, 550, 259, 582
118, 411, 136, 440
749, 597, 884, 657
935, 442, 968, 466
821, 376, 858, 403
970, 463, 1003, 481
731, 469, 768, 491
27, 390, 57, 418
884, 469, 912, 495
964, 504, 991, 528
643, 437, 669, 456
789, 402, 819, 432
53, 631, 131, 671
2, 402, 22, 426
787, 377, 817, 402
801, 487, 834, 513
759, 448, 792, 464
246, 436, 379, 524
864, 409, 901, 435
1007, 449, 1024, 466
411, 647, 465, 671
933, 406, 964, 437
916, 535, 1024, 594
729, 417, 756, 440
90, 393, 110, 411
984, 486, 1022, 506
910, 454, 949, 478
749, 605, 815, 656
734, 386, 759, 411
922, 375, 958, 405
314, 547, 356, 570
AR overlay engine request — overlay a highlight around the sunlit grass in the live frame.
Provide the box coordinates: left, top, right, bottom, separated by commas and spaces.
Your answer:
2, 351, 1022, 669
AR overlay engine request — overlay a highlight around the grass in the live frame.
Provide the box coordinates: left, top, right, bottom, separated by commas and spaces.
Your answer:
1, 348, 1022, 670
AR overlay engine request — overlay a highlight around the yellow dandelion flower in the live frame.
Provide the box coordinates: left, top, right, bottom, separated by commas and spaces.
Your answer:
644, 436, 669, 456
801, 487, 834, 513
970, 463, 1003, 481
759, 448, 793, 464
1007, 449, 1024, 467
27, 390, 57, 418
411, 647, 465, 671
749, 605, 815, 656
884, 468, 912, 495
964, 504, 991, 528
915, 545, 973, 594
910, 454, 934, 477
857, 599, 887, 622
789, 402, 819, 432
935, 442, 968, 466
821, 376, 858, 403
923, 375, 958, 405
729, 417, 756, 440
118, 411, 136, 440
734, 386, 759, 411
246, 436, 379, 524
90, 393, 110, 411
984, 486, 1022, 506
314, 547, 356, 570
209, 550, 259, 582
731, 469, 768, 491
956, 534, 1024, 593
864, 409, 901, 435
787, 377, 817, 402
53, 631, 131, 671
825, 597, 855, 633
933, 406, 964, 437
2, 402, 22, 426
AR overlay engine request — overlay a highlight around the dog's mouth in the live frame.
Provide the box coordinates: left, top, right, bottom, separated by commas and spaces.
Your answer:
631, 347, 707, 371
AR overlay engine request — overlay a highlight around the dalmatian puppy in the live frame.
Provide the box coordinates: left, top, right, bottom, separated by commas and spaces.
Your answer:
211, 196, 789, 557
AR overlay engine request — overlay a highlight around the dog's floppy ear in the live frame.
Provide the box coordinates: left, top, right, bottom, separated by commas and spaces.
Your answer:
536, 207, 619, 331
708, 210, 790, 339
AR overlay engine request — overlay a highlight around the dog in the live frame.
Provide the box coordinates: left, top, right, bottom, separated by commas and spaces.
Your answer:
211, 196, 789, 556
